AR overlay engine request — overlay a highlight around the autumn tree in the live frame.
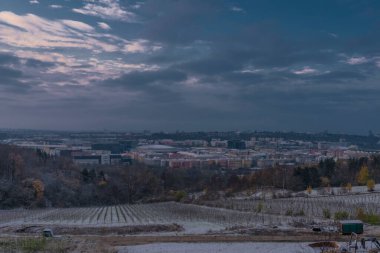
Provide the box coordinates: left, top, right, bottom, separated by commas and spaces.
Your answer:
367, 179, 375, 192
306, 185, 312, 194
346, 183, 352, 193
32, 179, 45, 200
357, 165, 369, 185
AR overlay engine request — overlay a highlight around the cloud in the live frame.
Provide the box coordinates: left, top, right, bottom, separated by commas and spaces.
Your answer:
61, 20, 94, 32
0, 11, 156, 55
328, 32, 338, 38
97, 22, 111, 30
50, 5, 63, 9
131, 2, 144, 9
1, 48, 158, 88
29, 0, 39, 4
123, 42, 146, 53
238, 66, 263, 74
346, 56, 368, 65
73, 0, 136, 22
293, 66, 318, 75
2, 0, 380, 133
0, 11, 116, 52
123, 39, 161, 54
231, 6, 244, 12
0, 11, 161, 89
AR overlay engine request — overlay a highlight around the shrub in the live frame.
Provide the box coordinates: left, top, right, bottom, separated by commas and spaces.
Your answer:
362, 214, 380, 225
285, 209, 293, 216
357, 208, 380, 225
334, 211, 349, 220
174, 191, 187, 202
323, 209, 331, 219
295, 209, 305, 216
21, 238, 47, 252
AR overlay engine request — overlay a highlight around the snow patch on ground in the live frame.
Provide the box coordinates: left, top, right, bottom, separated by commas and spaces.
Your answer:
180, 222, 225, 234
118, 242, 317, 253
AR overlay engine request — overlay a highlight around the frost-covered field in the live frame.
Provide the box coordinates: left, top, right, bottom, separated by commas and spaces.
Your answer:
205, 192, 380, 219
317, 184, 380, 195
0, 202, 315, 233
4, 192, 376, 233
118, 242, 316, 253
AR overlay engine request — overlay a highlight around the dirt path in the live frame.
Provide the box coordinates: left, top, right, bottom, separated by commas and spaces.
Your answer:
86, 233, 347, 246
0, 232, 370, 252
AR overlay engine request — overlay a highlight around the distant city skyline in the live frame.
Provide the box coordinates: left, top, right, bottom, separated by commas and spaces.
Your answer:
0, 0, 380, 134
0, 127, 378, 136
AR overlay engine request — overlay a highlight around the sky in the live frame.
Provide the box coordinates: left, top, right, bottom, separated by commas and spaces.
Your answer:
0, 0, 380, 133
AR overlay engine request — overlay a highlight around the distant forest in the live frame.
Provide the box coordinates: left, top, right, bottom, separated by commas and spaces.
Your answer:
1, 144, 380, 209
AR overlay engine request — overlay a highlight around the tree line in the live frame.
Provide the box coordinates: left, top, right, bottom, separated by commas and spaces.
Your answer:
1, 144, 380, 209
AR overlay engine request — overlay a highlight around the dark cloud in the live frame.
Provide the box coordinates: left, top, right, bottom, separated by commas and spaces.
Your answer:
138, 0, 220, 45
0, 64, 25, 91
0, 66, 22, 80
106, 69, 187, 90
99, 69, 187, 104
24, 58, 55, 68
178, 57, 242, 76
0, 0, 380, 133
0, 53, 20, 65
0, 53, 52, 93
306, 70, 367, 83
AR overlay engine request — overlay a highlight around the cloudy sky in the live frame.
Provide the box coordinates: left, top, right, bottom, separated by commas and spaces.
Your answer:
0, 0, 379, 133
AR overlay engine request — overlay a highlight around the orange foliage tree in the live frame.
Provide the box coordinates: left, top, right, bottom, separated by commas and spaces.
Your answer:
32, 179, 45, 200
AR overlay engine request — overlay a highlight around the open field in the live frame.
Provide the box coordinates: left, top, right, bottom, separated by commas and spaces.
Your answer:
4, 191, 377, 230
1, 194, 380, 252
203, 192, 380, 219
0, 202, 319, 235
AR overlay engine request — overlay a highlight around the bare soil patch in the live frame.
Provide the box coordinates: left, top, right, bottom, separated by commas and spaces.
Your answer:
0, 223, 183, 236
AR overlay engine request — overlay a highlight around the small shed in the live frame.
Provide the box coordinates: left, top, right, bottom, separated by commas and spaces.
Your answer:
340, 220, 363, 235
